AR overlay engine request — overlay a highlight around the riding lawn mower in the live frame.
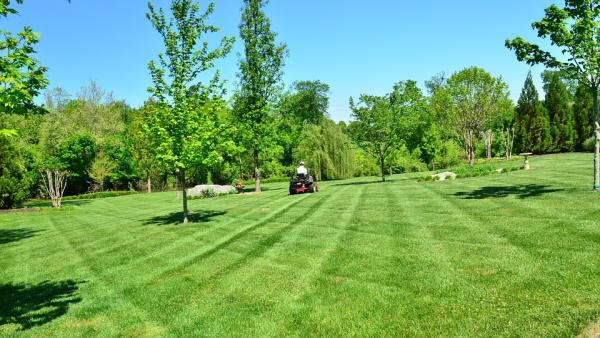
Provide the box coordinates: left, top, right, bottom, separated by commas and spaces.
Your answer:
289, 173, 317, 195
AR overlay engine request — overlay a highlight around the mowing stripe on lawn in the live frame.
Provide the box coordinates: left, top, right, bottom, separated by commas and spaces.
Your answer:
131, 192, 313, 286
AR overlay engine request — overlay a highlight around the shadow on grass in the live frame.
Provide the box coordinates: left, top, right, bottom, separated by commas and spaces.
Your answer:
0, 280, 83, 330
144, 210, 227, 225
0, 228, 42, 245
454, 184, 564, 199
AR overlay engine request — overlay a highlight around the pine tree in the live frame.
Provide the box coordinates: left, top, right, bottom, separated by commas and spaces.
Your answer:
543, 71, 575, 152
515, 72, 551, 154
573, 81, 594, 150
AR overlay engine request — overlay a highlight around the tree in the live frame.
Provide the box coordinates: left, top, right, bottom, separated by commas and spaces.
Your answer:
235, 0, 286, 192
573, 80, 594, 150
506, 0, 600, 189
514, 72, 551, 154
350, 80, 426, 181
40, 169, 67, 208
278, 80, 329, 165
295, 119, 354, 181
145, 0, 234, 223
542, 71, 575, 152
54, 134, 96, 195
0, 11, 48, 116
0, 132, 31, 208
436, 67, 511, 165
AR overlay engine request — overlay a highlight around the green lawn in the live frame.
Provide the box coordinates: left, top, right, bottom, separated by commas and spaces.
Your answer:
2, 153, 600, 337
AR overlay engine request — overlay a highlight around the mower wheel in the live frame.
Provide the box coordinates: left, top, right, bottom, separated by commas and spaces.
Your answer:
308, 184, 316, 193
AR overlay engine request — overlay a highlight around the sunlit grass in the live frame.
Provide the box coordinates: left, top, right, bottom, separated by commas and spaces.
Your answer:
1, 153, 600, 336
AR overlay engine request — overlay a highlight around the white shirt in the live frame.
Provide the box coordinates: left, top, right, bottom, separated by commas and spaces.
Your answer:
296, 165, 308, 175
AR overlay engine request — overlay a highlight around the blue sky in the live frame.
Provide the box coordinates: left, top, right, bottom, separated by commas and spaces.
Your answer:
5, 0, 556, 121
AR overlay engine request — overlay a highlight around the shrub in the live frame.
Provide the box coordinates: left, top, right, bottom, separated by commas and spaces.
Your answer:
0, 134, 31, 209
62, 191, 138, 201
583, 136, 595, 152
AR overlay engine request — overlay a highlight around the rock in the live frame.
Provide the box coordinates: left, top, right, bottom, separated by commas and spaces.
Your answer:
432, 172, 456, 181
187, 184, 235, 198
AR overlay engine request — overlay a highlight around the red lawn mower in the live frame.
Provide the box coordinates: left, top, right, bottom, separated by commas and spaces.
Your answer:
289, 173, 317, 195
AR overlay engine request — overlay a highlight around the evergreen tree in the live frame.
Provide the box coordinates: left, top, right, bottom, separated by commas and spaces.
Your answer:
573, 81, 594, 150
543, 71, 575, 152
515, 72, 551, 154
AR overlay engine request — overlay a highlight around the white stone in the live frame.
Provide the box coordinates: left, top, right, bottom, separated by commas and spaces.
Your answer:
432, 172, 456, 181
187, 184, 235, 198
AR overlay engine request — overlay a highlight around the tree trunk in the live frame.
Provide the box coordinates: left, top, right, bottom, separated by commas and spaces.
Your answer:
253, 149, 261, 192
180, 169, 189, 223
594, 84, 599, 190
146, 171, 152, 193
238, 153, 244, 180
380, 156, 386, 182
466, 141, 474, 166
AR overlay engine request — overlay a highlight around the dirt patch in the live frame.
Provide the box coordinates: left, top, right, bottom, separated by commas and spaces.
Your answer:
579, 319, 600, 338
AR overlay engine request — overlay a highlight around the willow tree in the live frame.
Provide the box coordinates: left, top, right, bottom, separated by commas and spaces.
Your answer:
145, 0, 234, 223
506, 0, 600, 189
235, 0, 286, 192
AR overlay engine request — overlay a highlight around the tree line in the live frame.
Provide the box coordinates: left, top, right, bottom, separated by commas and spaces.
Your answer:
1, 0, 599, 214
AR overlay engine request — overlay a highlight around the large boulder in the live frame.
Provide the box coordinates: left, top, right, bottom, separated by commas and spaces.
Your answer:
187, 184, 236, 198
432, 172, 456, 181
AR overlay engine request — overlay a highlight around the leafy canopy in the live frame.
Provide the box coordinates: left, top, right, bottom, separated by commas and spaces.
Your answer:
145, 0, 235, 171
506, 0, 600, 86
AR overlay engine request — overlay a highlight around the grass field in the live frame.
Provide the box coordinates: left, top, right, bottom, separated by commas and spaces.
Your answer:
2, 153, 600, 337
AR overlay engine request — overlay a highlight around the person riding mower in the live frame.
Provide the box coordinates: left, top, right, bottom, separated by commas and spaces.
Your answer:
289, 161, 317, 195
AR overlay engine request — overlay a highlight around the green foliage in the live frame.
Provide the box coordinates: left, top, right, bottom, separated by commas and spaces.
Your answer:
542, 71, 575, 152
437, 139, 463, 169
506, 1, 600, 87
0, 133, 30, 208
54, 134, 96, 195
573, 81, 594, 150
145, 0, 235, 222
434, 67, 512, 165
584, 136, 596, 152
0, 2, 48, 115
277, 80, 329, 165
295, 119, 354, 180
235, 0, 287, 191
515, 72, 551, 154
61, 190, 137, 201
350, 80, 427, 181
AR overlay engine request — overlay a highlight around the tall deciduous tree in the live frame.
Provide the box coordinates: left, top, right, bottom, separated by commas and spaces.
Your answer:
437, 67, 511, 165
506, 0, 600, 189
145, 0, 234, 223
278, 80, 329, 165
350, 80, 426, 182
235, 0, 286, 192
515, 72, 551, 154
